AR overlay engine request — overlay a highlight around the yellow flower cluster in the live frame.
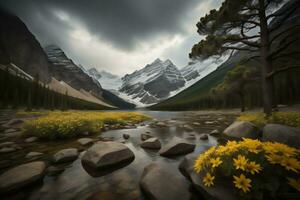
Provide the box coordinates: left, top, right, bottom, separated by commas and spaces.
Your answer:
23, 111, 149, 139
194, 138, 300, 194
237, 112, 300, 128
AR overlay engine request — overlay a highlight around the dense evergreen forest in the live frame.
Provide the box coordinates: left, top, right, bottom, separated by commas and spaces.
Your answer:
0, 68, 110, 110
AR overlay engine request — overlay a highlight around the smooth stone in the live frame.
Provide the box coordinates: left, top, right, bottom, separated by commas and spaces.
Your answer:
0, 147, 16, 153
82, 141, 134, 169
141, 133, 153, 141
205, 121, 217, 125
123, 134, 130, 139
210, 129, 220, 136
79, 131, 90, 136
77, 138, 93, 145
262, 124, 300, 148
0, 161, 46, 194
141, 138, 161, 149
223, 121, 261, 139
0, 141, 15, 148
183, 125, 193, 131
25, 137, 38, 143
192, 122, 201, 126
4, 128, 19, 133
3, 119, 24, 127
53, 148, 78, 163
5, 131, 22, 137
200, 134, 208, 140
140, 163, 191, 200
46, 166, 65, 176
159, 137, 195, 156
156, 122, 167, 127
25, 152, 44, 159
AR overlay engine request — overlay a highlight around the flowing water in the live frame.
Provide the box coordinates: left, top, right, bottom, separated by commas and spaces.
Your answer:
0, 110, 238, 200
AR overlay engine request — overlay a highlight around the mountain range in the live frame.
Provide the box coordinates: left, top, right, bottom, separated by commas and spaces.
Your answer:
0, 9, 134, 109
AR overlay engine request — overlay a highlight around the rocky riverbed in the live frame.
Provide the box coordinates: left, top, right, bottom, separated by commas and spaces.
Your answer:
0, 109, 239, 200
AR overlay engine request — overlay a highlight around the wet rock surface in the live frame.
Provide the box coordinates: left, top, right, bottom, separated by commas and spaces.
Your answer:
223, 121, 261, 139
140, 137, 161, 149
159, 137, 195, 156
82, 141, 135, 170
53, 148, 79, 163
0, 110, 238, 200
140, 163, 191, 200
262, 124, 300, 148
0, 161, 46, 194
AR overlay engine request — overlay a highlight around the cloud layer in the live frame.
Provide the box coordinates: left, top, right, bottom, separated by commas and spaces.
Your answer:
0, 0, 222, 75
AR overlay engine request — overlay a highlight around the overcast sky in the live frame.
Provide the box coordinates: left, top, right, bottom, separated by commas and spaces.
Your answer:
0, 0, 222, 76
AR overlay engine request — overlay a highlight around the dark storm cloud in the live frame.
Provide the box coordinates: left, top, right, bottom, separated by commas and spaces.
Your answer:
0, 0, 200, 50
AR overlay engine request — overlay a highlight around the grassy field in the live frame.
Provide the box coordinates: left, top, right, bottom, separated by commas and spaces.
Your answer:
22, 111, 150, 139
237, 112, 300, 128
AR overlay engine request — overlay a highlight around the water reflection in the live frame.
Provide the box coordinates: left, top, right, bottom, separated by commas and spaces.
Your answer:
27, 111, 236, 200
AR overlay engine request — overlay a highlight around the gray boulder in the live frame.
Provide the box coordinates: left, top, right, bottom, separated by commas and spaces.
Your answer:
140, 163, 191, 200
82, 141, 134, 169
262, 124, 300, 148
53, 148, 78, 163
159, 137, 195, 156
25, 137, 38, 143
141, 138, 161, 149
200, 134, 208, 140
0, 161, 46, 194
77, 138, 93, 145
25, 152, 44, 159
223, 121, 261, 139
141, 133, 153, 141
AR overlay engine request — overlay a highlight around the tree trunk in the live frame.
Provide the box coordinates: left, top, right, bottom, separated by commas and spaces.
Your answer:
239, 92, 245, 112
259, 0, 274, 116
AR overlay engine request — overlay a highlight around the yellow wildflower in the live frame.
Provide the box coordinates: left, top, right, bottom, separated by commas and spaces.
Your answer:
203, 172, 215, 187
280, 157, 300, 173
287, 177, 300, 191
233, 174, 252, 193
233, 155, 248, 171
210, 157, 223, 168
265, 154, 282, 165
246, 161, 262, 174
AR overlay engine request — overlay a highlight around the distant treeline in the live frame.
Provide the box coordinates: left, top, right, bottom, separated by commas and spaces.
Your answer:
0, 68, 110, 110
151, 67, 300, 111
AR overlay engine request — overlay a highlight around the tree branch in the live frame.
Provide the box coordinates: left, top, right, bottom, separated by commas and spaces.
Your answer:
223, 46, 257, 52
267, 65, 300, 78
272, 51, 300, 61
270, 25, 300, 45
269, 38, 300, 58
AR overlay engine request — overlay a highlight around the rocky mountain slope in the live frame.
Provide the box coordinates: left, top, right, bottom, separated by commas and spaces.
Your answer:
45, 45, 135, 109
88, 68, 122, 90
0, 8, 51, 83
45, 45, 104, 99
119, 58, 186, 105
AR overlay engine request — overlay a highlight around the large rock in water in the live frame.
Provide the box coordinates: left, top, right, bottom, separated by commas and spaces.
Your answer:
179, 155, 238, 200
0, 161, 46, 194
141, 138, 161, 149
223, 121, 261, 139
262, 124, 300, 148
140, 163, 191, 200
82, 141, 134, 169
159, 137, 195, 156
53, 148, 78, 163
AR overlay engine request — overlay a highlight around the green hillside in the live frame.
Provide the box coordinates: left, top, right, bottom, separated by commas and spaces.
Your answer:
102, 89, 136, 109
150, 53, 246, 110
